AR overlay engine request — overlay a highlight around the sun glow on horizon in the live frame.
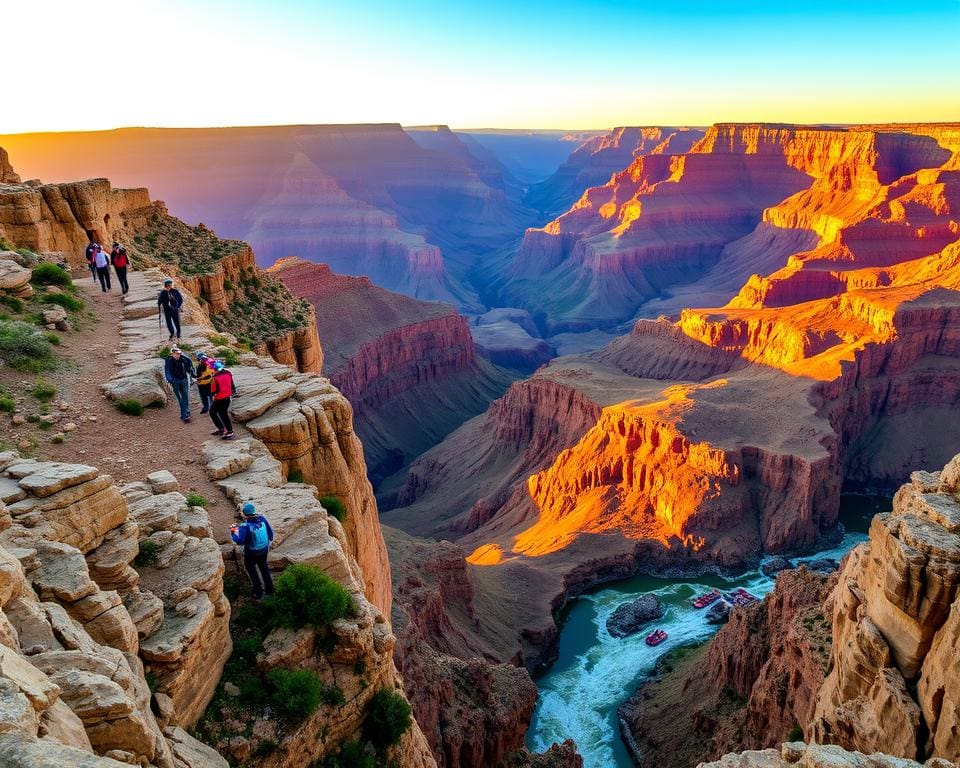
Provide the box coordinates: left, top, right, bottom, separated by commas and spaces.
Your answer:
4, 0, 960, 134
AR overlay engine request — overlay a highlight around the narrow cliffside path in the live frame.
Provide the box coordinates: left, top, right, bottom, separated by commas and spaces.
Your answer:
40, 270, 243, 543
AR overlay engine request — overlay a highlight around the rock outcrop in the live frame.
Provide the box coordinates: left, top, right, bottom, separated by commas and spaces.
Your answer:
106, 267, 435, 766
605, 594, 663, 638
0, 452, 228, 768
698, 741, 952, 768
810, 457, 960, 763
269, 257, 514, 484
0, 147, 20, 184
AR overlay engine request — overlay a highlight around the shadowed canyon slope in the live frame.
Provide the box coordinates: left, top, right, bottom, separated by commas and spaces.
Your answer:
268, 257, 514, 485
0, 124, 547, 309
385, 123, 960, 653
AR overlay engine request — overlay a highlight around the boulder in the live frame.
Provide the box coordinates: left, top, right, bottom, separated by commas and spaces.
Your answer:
761, 556, 793, 577
606, 594, 664, 638
146, 471, 178, 495
0, 261, 30, 293
163, 726, 230, 768
706, 599, 732, 625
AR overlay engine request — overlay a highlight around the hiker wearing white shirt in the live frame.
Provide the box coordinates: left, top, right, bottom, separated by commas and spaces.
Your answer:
93, 244, 111, 292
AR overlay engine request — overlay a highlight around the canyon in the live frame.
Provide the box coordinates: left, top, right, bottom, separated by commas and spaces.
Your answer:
5, 119, 960, 768
267, 256, 514, 486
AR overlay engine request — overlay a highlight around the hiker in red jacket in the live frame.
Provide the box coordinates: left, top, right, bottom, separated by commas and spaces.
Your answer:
209, 360, 237, 440
111, 243, 130, 295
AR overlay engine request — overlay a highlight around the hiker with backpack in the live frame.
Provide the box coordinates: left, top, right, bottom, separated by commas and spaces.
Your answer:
84, 242, 98, 282
93, 244, 111, 291
164, 346, 195, 423
195, 352, 214, 414
209, 359, 237, 439
157, 278, 184, 341
230, 502, 275, 600
111, 243, 130, 294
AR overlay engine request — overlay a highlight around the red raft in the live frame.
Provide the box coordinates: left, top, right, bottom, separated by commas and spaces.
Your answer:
645, 628, 668, 646
692, 588, 722, 609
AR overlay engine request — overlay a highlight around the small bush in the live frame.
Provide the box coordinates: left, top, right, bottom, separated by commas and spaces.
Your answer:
252, 740, 277, 759
0, 320, 57, 372
32, 379, 56, 401
287, 467, 304, 483
31, 263, 72, 287
44, 332, 61, 346
214, 346, 240, 366
51, 433, 66, 444
269, 563, 352, 630
16, 249, 38, 265
114, 399, 145, 417
209, 333, 231, 346
156, 346, 171, 358
320, 684, 345, 707
43, 292, 84, 312
267, 668, 324, 721
185, 492, 207, 507
0, 295, 23, 313
320, 495, 347, 523
364, 688, 412, 749
135, 539, 161, 567
223, 278, 234, 291
145, 671, 157, 693
0, 395, 14, 413
787, 724, 804, 742
232, 635, 261, 662
322, 741, 375, 768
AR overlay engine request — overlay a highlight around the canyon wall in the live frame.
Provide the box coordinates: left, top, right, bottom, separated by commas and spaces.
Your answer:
0, 124, 543, 308
386, 123, 960, 670
269, 257, 514, 485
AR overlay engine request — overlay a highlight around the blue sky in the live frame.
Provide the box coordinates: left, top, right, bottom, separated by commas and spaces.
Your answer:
5, 0, 959, 131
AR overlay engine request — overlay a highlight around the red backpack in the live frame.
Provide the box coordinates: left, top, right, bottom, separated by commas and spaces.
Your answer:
113, 249, 129, 268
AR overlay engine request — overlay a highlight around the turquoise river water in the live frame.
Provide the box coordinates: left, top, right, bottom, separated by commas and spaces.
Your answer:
526, 495, 889, 768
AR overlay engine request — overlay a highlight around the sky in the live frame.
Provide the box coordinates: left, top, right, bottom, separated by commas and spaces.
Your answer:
5, 0, 960, 132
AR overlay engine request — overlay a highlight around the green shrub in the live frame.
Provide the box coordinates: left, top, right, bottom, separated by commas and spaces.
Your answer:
320, 684, 345, 707
287, 467, 304, 483
252, 740, 277, 759
0, 395, 14, 413
156, 346, 171, 358
364, 688, 412, 749
322, 741, 375, 768
320, 495, 347, 523
267, 668, 324, 721
223, 279, 234, 291
269, 563, 352, 630
209, 333, 231, 346
0, 320, 56, 372
145, 671, 157, 693
232, 635, 261, 662
135, 539, 161, 567
0, 295, 23, 313
43, 292, 84, 312
114, 399, 145, 417
185, 492, 207, 507
31, 263, 72, 287
32, 379, 56, 401
51, 433, 66, 444
787, 724, 804, 742
214, 346, 240, 366
44, 332, 61, 346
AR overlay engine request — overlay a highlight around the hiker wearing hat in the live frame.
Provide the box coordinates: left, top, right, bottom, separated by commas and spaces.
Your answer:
194, 352, 214, 414
84, 242, 98, 282
157, 279, 184, 341
208, 359, 237, 439
110, 243, 130, 295
93, 245, 112, 292
164, 346, 195, 422
230, 502, 275, 599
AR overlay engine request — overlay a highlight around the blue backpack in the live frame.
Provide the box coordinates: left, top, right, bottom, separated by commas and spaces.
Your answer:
246, 519, 270, 551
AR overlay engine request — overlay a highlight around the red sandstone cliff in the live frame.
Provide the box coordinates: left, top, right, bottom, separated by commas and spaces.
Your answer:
269, 257, 513, 484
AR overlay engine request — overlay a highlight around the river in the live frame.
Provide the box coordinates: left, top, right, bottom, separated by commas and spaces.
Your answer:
525, 495, 889, 768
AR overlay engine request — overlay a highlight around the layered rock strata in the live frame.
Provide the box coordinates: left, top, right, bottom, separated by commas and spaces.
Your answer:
269, 257, 513, 484
0, 451, 228, 768
106, 268, 435, 766
699, 742, 952, 768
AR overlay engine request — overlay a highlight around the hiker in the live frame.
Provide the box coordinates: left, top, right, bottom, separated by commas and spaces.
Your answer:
164, 346, 195, 422
93, 245, 111, 292
209, 359, 236, 439
84, 242, 98, 282
230, 502, 275, 599
195, 351, 214, 414
157, 278, 184, 341
111, 243, 130, 294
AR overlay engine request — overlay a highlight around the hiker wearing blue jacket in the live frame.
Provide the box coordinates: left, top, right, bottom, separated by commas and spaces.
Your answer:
230, 503, 275, 599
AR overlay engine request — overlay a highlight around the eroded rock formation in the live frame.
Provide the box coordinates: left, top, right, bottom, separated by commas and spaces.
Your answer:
269, 257, 514, 484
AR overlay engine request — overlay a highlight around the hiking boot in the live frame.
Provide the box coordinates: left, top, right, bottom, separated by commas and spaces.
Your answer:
182, 416, 191, 423
199, 407, 209, 414
168, 334, 174, 341
211, 429, 224, 436
222, 432, 235, 440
